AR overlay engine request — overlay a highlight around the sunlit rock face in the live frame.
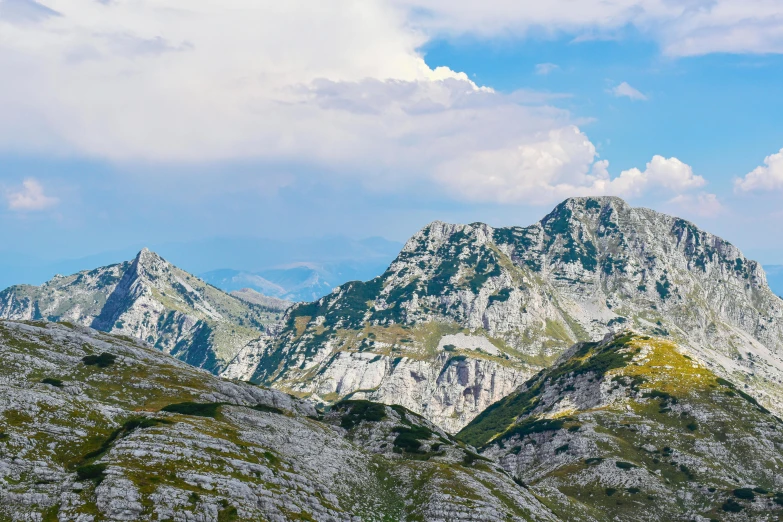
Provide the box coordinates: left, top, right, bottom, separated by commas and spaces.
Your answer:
227, 197, 783, 432
0, 249, 282, 373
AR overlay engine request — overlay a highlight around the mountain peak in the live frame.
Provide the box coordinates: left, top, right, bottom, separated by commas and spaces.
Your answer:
135, 247, 164, 264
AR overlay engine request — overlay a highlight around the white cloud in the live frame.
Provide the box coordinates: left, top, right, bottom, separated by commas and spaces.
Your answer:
611, 82, 648, 101
734, 148, 783, 192
434, 127, 706, 204
608, 155, 706, 197
0, 0, 716, 207
0, 0, 503, 166
535, 63, 559, 75
392, 0, 783, 56
668, 192, 722, 217
5, 178, 58, 210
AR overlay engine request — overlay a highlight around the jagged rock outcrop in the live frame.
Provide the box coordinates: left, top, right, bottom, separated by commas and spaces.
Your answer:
459, 331, 783, 521
0, 320, 560, 521
227, 197, 783, 432
0, 249, 280, 373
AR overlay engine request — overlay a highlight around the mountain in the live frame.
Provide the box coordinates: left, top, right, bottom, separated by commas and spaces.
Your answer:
4, 321, 782, 520
0, 319, 561, 521
766, 265, 783, 297
0, 235, 403, 298
229, 288, 292, 311
458, 331, 783, 521
201, 259, 397, 302
0, 249, 280, 373
225, 197, 783, 433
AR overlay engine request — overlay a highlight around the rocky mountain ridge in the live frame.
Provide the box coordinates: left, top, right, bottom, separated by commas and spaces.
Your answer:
0, 319, 562, 521
0, 249, 280, 373
459, 330, 783, 521
225, 197, 783, 433
2, 320, 781, 521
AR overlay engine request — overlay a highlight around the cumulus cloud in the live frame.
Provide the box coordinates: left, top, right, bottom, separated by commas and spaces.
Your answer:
0, 0, 500, 164
535, 63, 559, 75
611, 82, 648, 101
668, 192, 722, 217
0, 0, 719, 206
734, 148, 783, 192
434, 127, 706, 204
393, 0, 783, 56
5, 178, 58, 211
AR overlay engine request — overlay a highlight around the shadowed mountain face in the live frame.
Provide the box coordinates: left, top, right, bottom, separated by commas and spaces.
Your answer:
224, 197, 783, 433
0, 249, 280, 373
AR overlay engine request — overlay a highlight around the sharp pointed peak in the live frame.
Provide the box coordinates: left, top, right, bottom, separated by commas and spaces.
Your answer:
134, 247, 167, 266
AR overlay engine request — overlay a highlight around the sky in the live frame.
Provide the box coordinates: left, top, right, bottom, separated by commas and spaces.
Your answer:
1, 0, 783, 269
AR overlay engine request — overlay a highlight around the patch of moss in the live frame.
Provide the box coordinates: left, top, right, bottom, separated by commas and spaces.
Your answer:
82, 352, 117, 367
392, 425, 433, 453
722, 499, 743, 512
75, 463, 108, 483
160, 402, 222, 418
334, 400, 387, 430
251, 404, 285, 415
217, 500, 239, 521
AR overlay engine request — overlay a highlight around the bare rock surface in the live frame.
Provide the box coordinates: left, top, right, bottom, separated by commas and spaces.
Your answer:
228, 197, 783, 432
0, 320, 559, 521
0, 250, 282, 373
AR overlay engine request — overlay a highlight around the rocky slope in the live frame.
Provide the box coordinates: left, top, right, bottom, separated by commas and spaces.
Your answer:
0, 319, 561, 521
459, 331, 783, 521
0, 249, 281, 373
226, 197, 783, 433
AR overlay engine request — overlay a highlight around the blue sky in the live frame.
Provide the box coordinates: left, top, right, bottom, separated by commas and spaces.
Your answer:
1, 0, 783, 272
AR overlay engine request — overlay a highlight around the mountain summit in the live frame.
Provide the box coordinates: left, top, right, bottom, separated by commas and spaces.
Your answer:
225, 197, 783, 432
0, 249, 282, 372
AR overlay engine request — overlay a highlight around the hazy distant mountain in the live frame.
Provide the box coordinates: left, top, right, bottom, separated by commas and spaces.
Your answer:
230, 288, 292, 311
201, 260, 396, 302
0, 235, 403, 294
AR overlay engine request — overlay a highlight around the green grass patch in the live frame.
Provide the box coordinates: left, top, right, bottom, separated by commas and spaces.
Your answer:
251, 404, 285, 415
334, 400, 387, 430
75, 463, 108, 483
82, 352, 116, 367
160, 402, 222, 418
81, 417, 172, 462
462, 450, 492, 466
392, 425, 433, 453
503, 418, 565, 442
722, 499, 743, 512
